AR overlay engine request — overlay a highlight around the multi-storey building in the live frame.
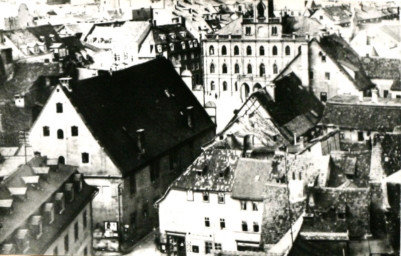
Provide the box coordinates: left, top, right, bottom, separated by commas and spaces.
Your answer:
0, 155, 97, 256
202, 0, 309, 103
28, 58, 215, 246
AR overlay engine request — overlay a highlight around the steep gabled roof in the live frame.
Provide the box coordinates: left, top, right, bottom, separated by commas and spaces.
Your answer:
316, 34, 374, 91
63, 58, 215, 175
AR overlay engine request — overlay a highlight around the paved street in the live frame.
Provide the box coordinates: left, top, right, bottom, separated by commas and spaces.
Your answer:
124, 231, 166, 256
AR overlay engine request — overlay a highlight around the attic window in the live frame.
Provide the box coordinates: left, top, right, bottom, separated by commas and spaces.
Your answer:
44, 203, 55, 224
56, 103, 63, 113
218, 193, 225, 204
321, 55, 326, 62
169, 33, 176, 39
159, 34, 166, 40
71, 126, 78, 136
193, 40, 198, 47
179, 31, 187, 37
252, 202, 258, 211
22, 176, 40, 187
202, 191, 209, 202
181, 41, 186, 50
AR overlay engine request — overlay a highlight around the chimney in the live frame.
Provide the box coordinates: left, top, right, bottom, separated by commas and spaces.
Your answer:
59, 77, 72, 92
55, 192, 65, 214
186, 106, 194, 128
73, 173, 83, 192
242, 134, 251, 157
372, 88, 378, 103
30, 215, 43, 239
64, 183, 74, 202
137, 129, 145, 154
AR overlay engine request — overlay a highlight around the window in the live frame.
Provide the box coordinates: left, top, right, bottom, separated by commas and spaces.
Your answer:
205, 242, 213, 254
218, 193, 225, 203
245, 26, 251, 35
242, 221, 248, 231
170, 43, 174, 51
210, 81, 215, 91
57, 129, 64, 139
203, 191, 209, 202
210, 63, 215, 73
222, 64, 227, 74
234, 46, 239, 55
309, 71, 314, 79
338, 212, 345, 219
272, 26, 278, 35
209, 46, 214, 55
320, 92, 327, 102
64, 234, 69, 253
187, 190, 194, 201
221, 45, 227, 55
273, 64, 278, 74
325, 72, 330, 80
192, 245, 199, 253
397, 95, 401, 99
259, 46, 265, 56
130, 174, 136, 194
81, 152, 89, 163
53, 246, 58, 256
246, 46, 252, 55
285, 46, 291, 55
223, 82, 228, 91
71, 126, 78, 136
322, 55, 326, 62
247, 64, 252, 74
259, 63, 265, 76
83, 210, 87, 229
43, 126, 50, 136
240, 201, 247, 210
181, 41, 186, 50
319, 15, 323, 20
252, 202, 258, 211
366, 36, 371, 45
272, 46, 278, 55
358, 131, 364, 141
83, 247, 88, 256
205, 217, 210, 227
384, 90, 389, 98
234, 63, 240, 74
220, 218, 225, 229
74, 222, 79, 241
150, 160, 160, 183
215, 243, 222, 251
56, 103, 63, 113
253, 222, 259, 232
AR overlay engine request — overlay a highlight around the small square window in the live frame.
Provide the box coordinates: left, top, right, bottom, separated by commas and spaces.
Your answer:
242, 221, 248, 231
215, 243, 222, 251
240, 201, 247, 210
81, 152, 89, 163
43, 126, 50, 136
325, 72, 330, 80
71, 126, 78, 136
56, 103, 63, 113
191, 245, 199, 253
320, 92, 327, 102
205, 217, 210, 227
220, 218, 225, 229
253, 222, 259, 232
252, 202, 258, 211
205, 242, 213, 254
322, 55, 326, 62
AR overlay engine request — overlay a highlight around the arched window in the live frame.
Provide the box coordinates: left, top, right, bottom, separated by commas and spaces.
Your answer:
234, 63, 240, 74
57, 129, 64, 139
247, 64, 252, 74
209, 46, 214, 55
272, 46, 278, 56
234, 46, 239, 55
223, 81, 228, 91
221, 45, 227, 55
259, 46, 265, 56
210, 81, 215, 91
210, 63, 215, 73
222, 63, 227, 73
285, 46, 291, 55
246, 46, 252, 55
259, 63, 265, 76
273, 64, 278, 74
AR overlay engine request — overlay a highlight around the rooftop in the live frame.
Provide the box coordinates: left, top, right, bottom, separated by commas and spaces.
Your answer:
61, 58, 214, 175
361, 57, 401, 80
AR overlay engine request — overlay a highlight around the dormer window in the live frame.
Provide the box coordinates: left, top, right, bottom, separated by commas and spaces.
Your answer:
179, 31, 186, 37
44, 203, 55, 224
189, 41, 193, 48
56, 103, 63, 113
181, 41, 186, 50
30, 215, 43, 239
193, 40, 198, 47
169, 32, 176, 39
170, 43, 174, 51
65, 183, 74, 202
55, 192, 65, 214
15, 229, 29, 253
159, 34, 166, 40
157, 45, 162, 53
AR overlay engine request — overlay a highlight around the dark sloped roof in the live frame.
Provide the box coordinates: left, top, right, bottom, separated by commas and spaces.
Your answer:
361, 57, 401, 80
152, 24, 196, 45
231, 158, 274, 201
391, 79, 401, 91
317, 34, 374, 91
379, 134, 401, 177
322, 5, 352, 23
321, 97, 401, 132
26, 25, 63, 48
171, 149, 239, 191
65, 58, 214, 174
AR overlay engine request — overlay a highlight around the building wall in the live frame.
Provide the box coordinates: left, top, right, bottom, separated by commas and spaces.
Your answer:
159, 189, 264, 254
44, 202, 93, 256
122, 129, 215, 243
309, 40, 360, 100
371, 78, 393, 97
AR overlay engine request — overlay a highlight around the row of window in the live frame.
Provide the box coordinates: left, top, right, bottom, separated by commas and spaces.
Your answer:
209, 63, 278, 75
170, 52, 199, 62
157, 40, 198, 53
192, 242, 222, 254
43, 126, 79, 137
204, 217, 260, 232
244, 26, 278, 36
209, 45, 291, 56
209, 81, 238, 92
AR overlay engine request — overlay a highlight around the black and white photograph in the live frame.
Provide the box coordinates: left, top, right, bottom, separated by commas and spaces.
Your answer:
0, 0, 400, 255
